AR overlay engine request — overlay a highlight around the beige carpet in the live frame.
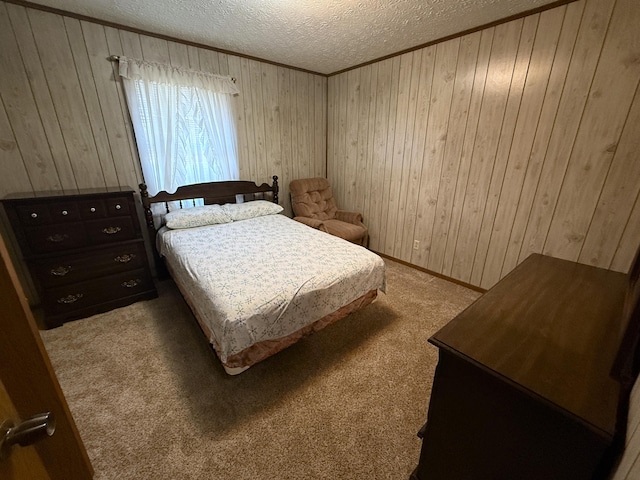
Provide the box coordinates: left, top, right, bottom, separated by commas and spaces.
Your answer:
40, 259, 480, 480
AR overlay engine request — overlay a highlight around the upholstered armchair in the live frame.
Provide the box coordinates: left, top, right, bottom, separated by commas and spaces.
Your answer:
289, 177, 369, 247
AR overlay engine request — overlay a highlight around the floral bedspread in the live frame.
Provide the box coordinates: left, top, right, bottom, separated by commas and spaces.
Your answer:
157, 214, 386, 362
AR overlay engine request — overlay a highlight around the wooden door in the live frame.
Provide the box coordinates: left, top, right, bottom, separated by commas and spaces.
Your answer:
0, 378, 50, 479
0, 232, 93, 479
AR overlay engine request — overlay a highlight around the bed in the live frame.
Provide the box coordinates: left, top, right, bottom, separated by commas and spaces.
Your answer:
140, 176, 386, 374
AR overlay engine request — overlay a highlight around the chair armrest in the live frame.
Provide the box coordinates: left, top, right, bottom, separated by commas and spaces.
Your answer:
293, 216, 327, 232
335, 210, 363, 225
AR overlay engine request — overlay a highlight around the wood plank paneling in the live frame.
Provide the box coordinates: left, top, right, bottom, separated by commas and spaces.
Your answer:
384, 52, 415, 256
517, 0, 616, 263
28, 9, 106, 189
360, 63, 378, 233
331, 70, 348, 209
469, 15, 539, 286
0, 102, 31, 195
398, 47, 435, 262
328, 0, 640, 287
83, 22, 142, 191
426, 33, 480, 273
579, 82, 640, 268
249, 60, 267, 182
500, 0, 584, 278
226, 55, 248, 179
315, 74, 326, 179
261, 63, 282, 188
393, 53, 421, 259
276, 66, 293, 215
2, 0, 638, 296
612, 192, 640, 272
297, 70, 312, 181
0, 4, 65, 192
344, 69, 359, 210
451, 19, 524, 283
480, 7, 566, 288
410, 40, 459, 266
65, 17, 119, 188
544, 0, 640, 261
0, 0, 326, 302
5, 3, 76, 192
390, 52, 421, 258
376, 56, 402, 252
168, 41, 190, 68
139, 35, 170, 63
367, 59, 393, 251
442, 28, 494, 278
0, 0, 325, 202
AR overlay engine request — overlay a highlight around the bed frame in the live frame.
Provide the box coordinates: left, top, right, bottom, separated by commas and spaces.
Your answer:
137, 175, 379, 375
140, 176, 279, 230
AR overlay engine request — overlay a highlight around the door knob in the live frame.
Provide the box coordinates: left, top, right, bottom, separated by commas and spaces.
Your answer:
0, 412, 55, 460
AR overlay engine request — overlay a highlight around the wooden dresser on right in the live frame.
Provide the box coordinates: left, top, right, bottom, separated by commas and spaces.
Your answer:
411, 253, 639, 480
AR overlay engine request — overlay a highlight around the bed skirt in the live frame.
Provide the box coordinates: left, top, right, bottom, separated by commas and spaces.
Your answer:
218, 289, 377, 374
167, 261, 378, 375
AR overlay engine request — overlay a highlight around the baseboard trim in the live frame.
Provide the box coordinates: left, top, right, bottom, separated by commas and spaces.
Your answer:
373, 252, 487, 294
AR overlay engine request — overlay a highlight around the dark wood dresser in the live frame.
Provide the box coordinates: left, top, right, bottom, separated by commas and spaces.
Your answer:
411, 254, 635, 480
2, 187, 157, 328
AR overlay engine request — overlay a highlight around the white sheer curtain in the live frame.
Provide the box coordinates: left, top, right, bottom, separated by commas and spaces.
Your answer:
118, 56, 240, 198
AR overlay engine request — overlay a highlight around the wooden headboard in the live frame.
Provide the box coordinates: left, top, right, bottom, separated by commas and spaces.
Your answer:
139, 176, 279, 278
139, 176, 279, 232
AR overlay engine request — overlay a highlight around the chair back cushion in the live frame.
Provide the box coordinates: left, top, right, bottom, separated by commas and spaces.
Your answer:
290, 178, 338, 220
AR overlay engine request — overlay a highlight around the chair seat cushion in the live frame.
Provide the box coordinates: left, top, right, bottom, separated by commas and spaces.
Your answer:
323, 219, 367, 243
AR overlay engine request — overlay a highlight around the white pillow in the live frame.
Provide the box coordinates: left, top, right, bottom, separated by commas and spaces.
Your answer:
222, 200, 283, 221
164, 204, 232, 229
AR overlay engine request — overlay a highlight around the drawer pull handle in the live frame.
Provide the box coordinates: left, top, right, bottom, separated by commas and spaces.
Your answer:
57, 293, 83, 304
114, 254, 136, 263
102, 226, 122, 235
61, 210, 68, 216
115, 204, 121, 210
31, 213, 38, 219
121, 279, 141, 288
47, 234, 69, 243
90, 207, 96, 213
50, 266, 72, 276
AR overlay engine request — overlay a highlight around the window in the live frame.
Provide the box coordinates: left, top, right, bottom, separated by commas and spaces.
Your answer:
118, 56, 240, 199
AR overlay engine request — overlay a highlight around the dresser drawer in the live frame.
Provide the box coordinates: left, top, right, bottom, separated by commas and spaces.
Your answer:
16, 203, 51, 226
48, 202, 81, 223
78, 199, 106, 219
15, 203, 51, 225
105, 197, 130, 216
18, 201, 83, 224
44, 268, 153, 316
85, 216, 136, 244
30, 241, 147, 288
25, 222, 87, 253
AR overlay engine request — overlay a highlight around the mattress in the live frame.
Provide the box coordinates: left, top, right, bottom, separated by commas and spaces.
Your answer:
157, 213, 386, 368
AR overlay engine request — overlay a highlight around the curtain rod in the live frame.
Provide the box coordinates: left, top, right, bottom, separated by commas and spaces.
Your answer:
108, 55, 236, 83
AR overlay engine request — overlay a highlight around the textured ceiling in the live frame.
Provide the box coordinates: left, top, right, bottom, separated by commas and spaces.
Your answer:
27, 0, 562, 74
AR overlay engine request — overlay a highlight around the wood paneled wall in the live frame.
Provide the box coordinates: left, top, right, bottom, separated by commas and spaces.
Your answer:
328, 0, 640, 289
2, 0, 639, 295
0, 1, 325, 299
0, 1, 326, 213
